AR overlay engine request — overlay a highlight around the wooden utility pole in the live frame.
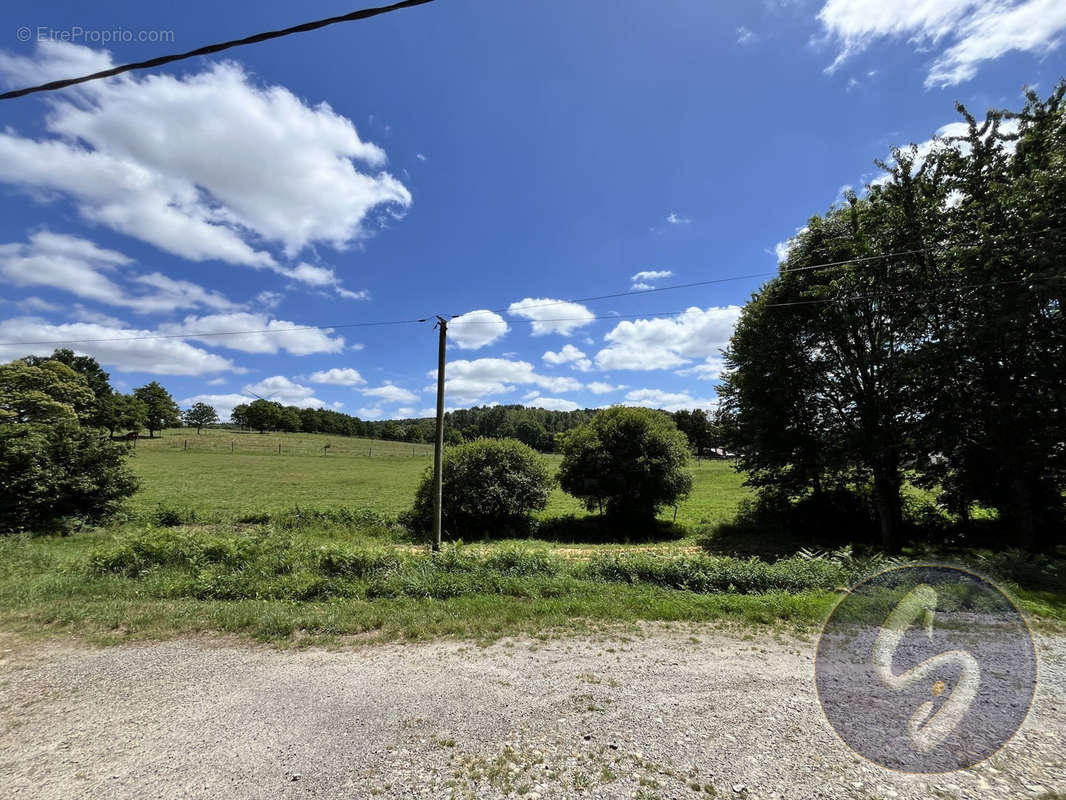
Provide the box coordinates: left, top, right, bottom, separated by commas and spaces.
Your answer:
431, 316, 448, 552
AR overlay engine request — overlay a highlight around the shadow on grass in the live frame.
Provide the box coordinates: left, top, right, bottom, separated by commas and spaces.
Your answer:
531, 514, 688, 544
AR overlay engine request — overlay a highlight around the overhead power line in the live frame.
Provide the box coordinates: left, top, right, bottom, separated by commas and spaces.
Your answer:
0, 0, 435, 101
0, 226, 1061, 347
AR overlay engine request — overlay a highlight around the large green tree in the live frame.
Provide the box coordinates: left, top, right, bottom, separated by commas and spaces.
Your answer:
22, 349, 113, 429
133, 382, 180, 438
0, 358, 138, 532
182, 402, 219, 434
557, 406, 692, 521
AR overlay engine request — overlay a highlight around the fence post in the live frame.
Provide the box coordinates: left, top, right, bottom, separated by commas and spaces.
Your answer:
184, 439, 187, 451
278, 442, 282, 455
231, 441, 234, 454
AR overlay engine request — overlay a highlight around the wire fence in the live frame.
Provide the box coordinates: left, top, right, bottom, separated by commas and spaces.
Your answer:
135, 433, 435, 459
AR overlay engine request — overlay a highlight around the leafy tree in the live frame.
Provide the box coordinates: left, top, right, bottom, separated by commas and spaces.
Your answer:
106, 393, 148, 437
182, 402, 219, 434
133, 381, 180, 438
230, 403, 250, 429
244, 399, 281, 433
406, 438, 554, 539
1, 357, 137, 532
22, 349, 113, 429
913, 87, 1066, 549
0, 420, 139, 532
277, 405, 301, 433
557, 406, 692, 521
0, 360, 95, 424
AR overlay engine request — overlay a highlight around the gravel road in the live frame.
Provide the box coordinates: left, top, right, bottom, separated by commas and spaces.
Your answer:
1, 627, 1063, 799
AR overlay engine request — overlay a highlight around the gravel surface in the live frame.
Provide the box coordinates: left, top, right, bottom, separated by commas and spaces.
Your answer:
0, 627, 1063, 799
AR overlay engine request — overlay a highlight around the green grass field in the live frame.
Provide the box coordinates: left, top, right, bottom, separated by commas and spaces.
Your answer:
128, 428, 750, 531
2, 427, 1062, 645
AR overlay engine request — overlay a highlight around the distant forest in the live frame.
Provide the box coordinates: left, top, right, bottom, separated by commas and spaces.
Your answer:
230, 399, 721, 455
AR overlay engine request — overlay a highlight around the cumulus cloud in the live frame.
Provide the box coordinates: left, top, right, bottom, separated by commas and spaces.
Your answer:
666, 212, 691, 224
594, 306, 741, 371
0, 316, 237, 375
676, 356, 727, 381
0, 231, 236, 314
542, 344, 592, 371
429, 358, 582, 404
361, 384, 419, 404
623, 388, 719, 412
157, 313, 344, 355
524, 396, 580, 412
630, 269, 674, 291
507, 298, 595, 336
817, 0, 1066, 87
0, 42, 410, 282
243, 376, 324, 408
448, 309, 509, 349
178, 393, 250, 422
587, 381, 625, 395
308, 367, 366, 386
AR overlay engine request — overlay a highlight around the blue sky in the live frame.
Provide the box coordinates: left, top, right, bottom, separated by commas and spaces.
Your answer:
0, 0, 1063, 420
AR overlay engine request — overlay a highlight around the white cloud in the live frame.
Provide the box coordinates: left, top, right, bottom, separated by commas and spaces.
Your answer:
507, 298, 595, 336
308, 367, 366, 386
243, 376, 324, 408
0, 231, 237, 314
0, 316, 237, 375
587, 381, 625, 395
429, 357, 582, 404
595, 306, 741, 371
676, 356, 727, 381
623, 388, 719, 412
630, 269, 674, 290
817, 0, 1066, 87
16, 297, 61, 312
178, 393, 250, 422
415, 153, 428, 162
666, 212, 691, 224
157, 313, 344, 355
362, 384, 419, 404
772, 225, 809, 262
335, 286, 370, 301
332, 401, 345, 409
524, 396, 580, 412
207, 377, 227, 386
395, 407, 415, 417
736, 27, 757, 45
0, 42, 410, 277
358, 406, 385, 420
448, 309, 509, 349
542, 344, 592, 371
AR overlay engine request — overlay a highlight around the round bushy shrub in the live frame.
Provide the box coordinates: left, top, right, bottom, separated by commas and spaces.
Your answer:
406, 438, 553, 540
557, 406, 693, 521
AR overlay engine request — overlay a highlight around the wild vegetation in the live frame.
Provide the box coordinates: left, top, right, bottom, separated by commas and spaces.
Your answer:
720, 84, 1066, 553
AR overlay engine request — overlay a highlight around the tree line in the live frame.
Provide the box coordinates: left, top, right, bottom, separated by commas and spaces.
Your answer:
718, 85, 1066, 552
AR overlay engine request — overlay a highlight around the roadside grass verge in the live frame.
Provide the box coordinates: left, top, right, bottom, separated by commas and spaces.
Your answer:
1, 523, 1062, 645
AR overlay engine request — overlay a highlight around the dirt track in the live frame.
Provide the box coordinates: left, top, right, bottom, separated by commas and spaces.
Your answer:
1, 628, 1063, 799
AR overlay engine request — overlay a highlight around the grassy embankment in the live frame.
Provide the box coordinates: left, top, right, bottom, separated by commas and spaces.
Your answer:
0, 428, 1061, 644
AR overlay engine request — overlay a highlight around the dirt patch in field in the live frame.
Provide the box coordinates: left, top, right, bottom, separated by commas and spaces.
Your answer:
0, 628, 1062, 799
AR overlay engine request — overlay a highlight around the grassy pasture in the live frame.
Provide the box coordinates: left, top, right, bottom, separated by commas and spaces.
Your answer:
128, 428, 749, 531
3, 427, 1062, 645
